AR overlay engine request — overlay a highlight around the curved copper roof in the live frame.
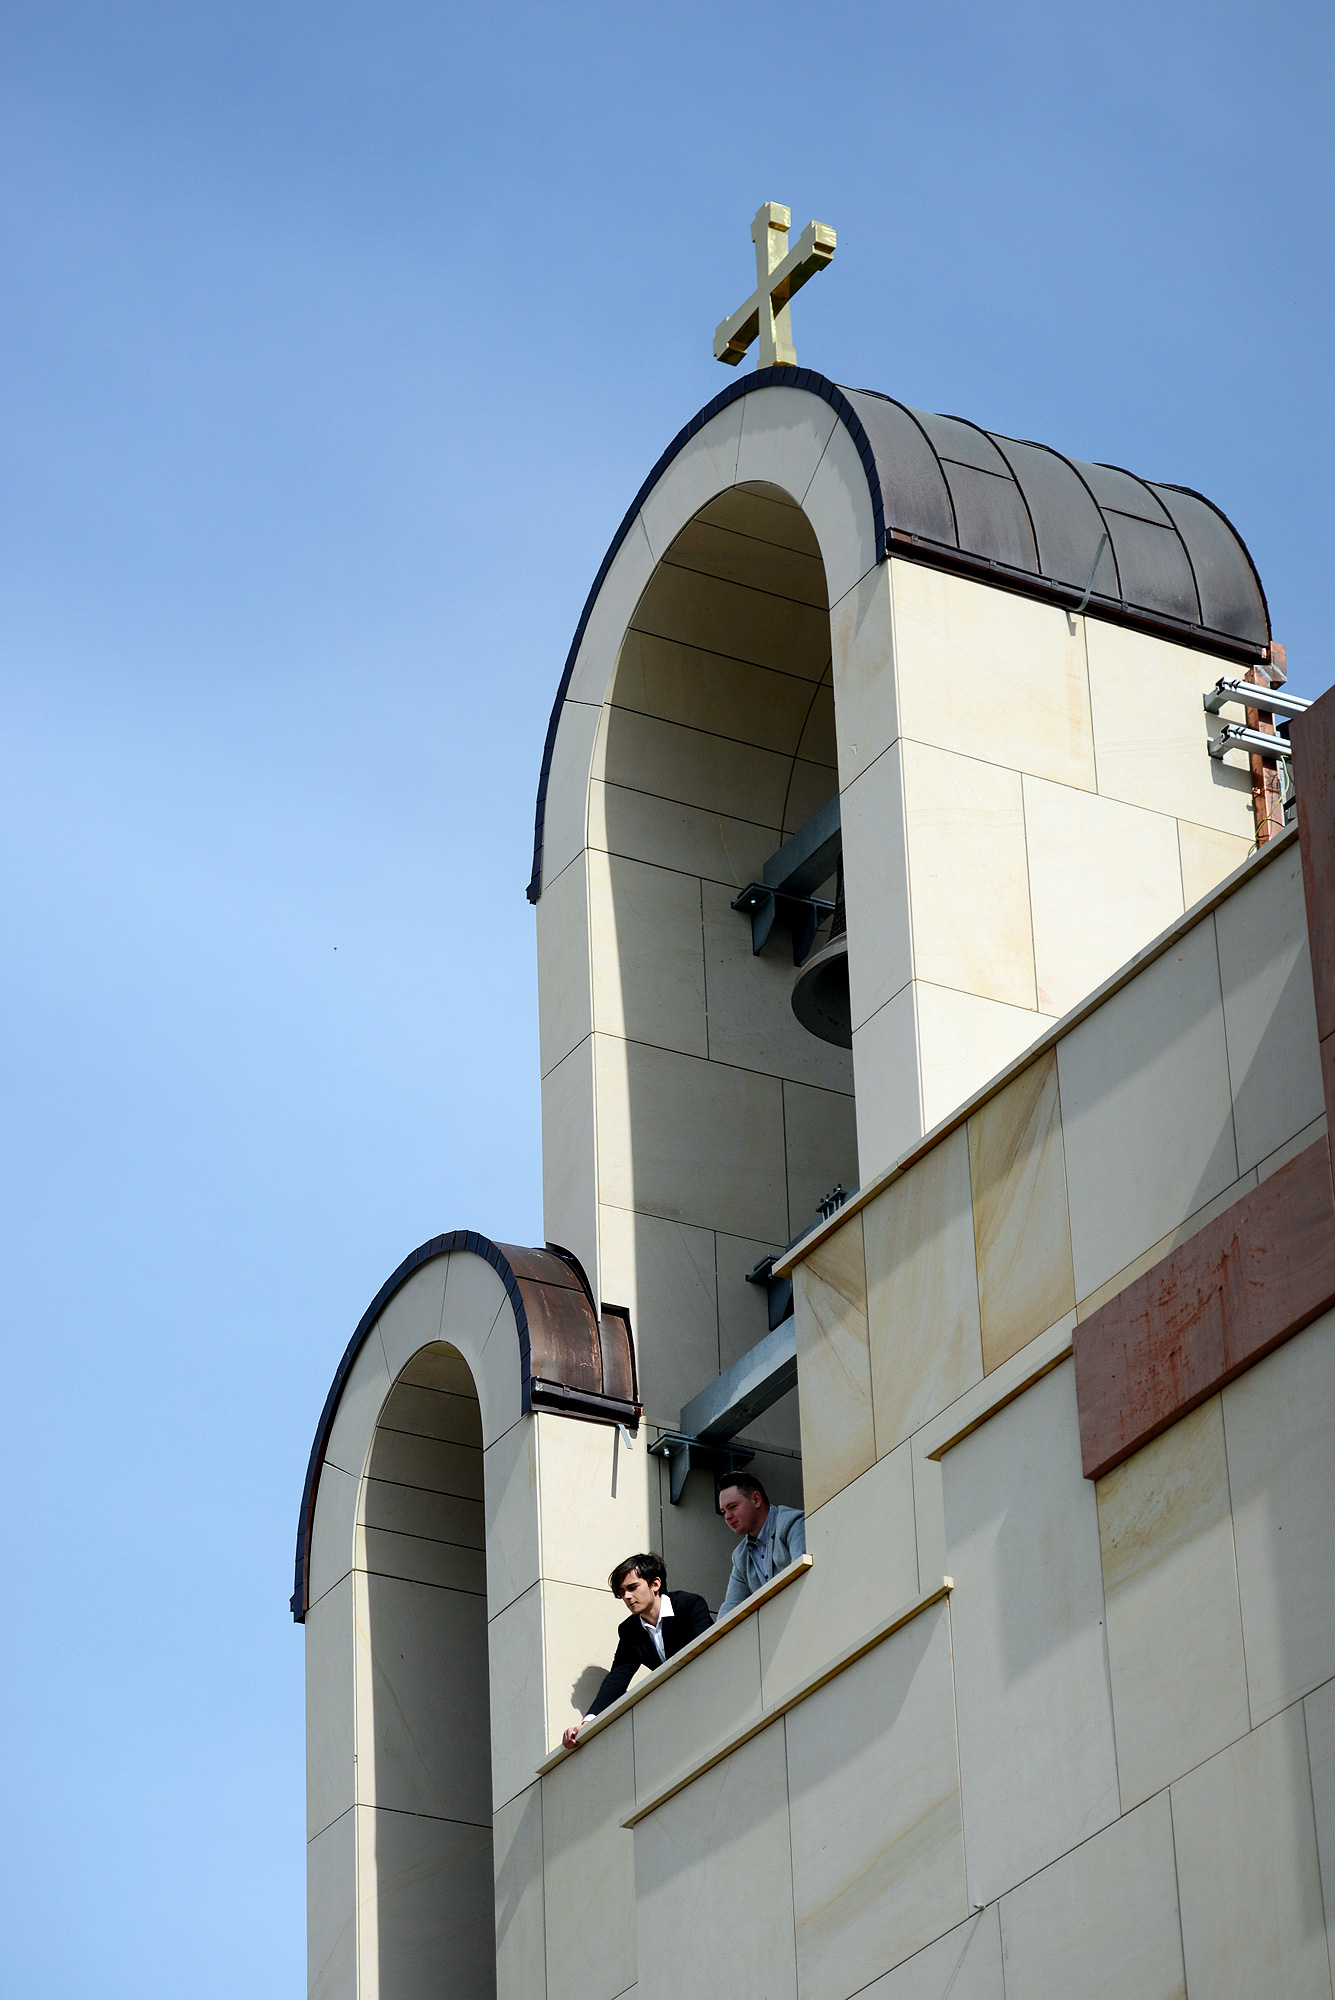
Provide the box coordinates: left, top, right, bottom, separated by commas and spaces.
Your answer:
527, 366, 1270, 903
291, 1232, 639, 1622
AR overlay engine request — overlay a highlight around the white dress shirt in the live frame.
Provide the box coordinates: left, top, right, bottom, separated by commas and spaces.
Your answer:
641, 1593, 673, 1661
583, 1594, 673, 1722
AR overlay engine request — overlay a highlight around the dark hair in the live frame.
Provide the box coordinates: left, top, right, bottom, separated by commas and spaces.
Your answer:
716, 1471, 769, 1506
609, 1552, 667, 1596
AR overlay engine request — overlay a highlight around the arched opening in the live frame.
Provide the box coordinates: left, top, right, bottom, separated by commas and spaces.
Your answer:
357, 1341, 494, 1999
592, 478, 859, 1575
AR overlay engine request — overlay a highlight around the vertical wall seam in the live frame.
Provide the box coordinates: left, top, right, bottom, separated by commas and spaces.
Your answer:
1017, 771, 1041, 1017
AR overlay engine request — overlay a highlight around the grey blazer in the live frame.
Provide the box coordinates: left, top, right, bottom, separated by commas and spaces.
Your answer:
718, 1502, 806, 1616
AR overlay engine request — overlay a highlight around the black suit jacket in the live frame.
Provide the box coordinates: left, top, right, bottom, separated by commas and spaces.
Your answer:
588, 1591, 713, 1716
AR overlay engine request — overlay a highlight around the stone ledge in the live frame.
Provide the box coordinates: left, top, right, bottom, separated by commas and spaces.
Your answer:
621, 1575, 954, 1826
920, 1315, 1076, 1463
535, 1554, 814, 1776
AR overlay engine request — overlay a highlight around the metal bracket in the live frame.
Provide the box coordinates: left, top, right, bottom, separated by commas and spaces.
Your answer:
1204, 677, 1310, 720
746, 1254, 794, 1331
647, 1433, 755, 1506
732, 794, 842, 965
731, 884, 834, 965
1209, 723, 1294, 763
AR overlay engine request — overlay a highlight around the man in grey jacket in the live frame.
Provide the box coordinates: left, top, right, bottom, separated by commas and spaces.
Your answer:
716, 1472, 805, 1616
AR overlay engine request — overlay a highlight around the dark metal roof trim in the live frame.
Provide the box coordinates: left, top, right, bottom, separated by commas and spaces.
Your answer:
291, 1230, 639, 1622
526, 372, 1270, 904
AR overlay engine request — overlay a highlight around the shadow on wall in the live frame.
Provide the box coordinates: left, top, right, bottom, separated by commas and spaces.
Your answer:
595, 485, 855, 1517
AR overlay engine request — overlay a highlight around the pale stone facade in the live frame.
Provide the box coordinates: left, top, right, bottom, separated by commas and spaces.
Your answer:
299, 374, 1333, 1998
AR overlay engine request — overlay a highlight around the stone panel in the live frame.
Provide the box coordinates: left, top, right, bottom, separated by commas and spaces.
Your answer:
1178, 817, 1252, 907
1095, 1397, 1250, 1805
891, 563, 1096, 793
484, 1419, 540, 1620
629, 566, 829, 685
308, 1460, 358, 1610
967, 1052, 1075, 1375
543, 1713, 637, 2000
535, 1412, 653, 1596
861, 1910, 1003, 2000
735, 382, 840, 513
597, 1203, 719, 1431
596, 703, 792, 827
307, 1572, 355, 1841
758, 1442, 918, 1707
998, 1795, 1185, 2000
613, 629, 817, 750
633, 1724, 797, 2000
494, 1783, 547, 2000
376, 1261, 450, 1394
943, 1361, 1119, 1905
786, 1603, 968, 2000
537, 852, 593, 1080
1225, 1311, 1335, 1722
632, 1615, 762, 1805
903, 742, 1036, 1011
488, 1584, 548, 1812
354, 1571, 491, 1824
852, 981, 923, 1184
541, 1041, 599, 1314
830, 560, 898, 790
362, 1807, 495, 2000
1057, 913, 1238, 1299
588, 850, 708, 1060
542, 1579, 634, 1750
638, 401, 745, 560
1024, 777, 1184, 1020
865, 1125, 983, 1456
842, 742, 912, 1034
794, 1211, 876, 1510
1085, 620, 1253, 838
783, 1080, 859, 1240
803, 412, 880, 602
308, 1808, 356, 2000
1215, 843, 1324, 1174
595, 1035, 788, 1242
588, 778, 778, 889
915, 983, 1049, 1137
1172, 1704, 1332, 2000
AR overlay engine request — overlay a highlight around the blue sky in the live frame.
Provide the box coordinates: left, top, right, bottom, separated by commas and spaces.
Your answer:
2, 3, 1330, 1991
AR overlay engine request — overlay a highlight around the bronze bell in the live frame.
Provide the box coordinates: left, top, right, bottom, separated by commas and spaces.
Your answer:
791, 856, 850, 1047
791, 931, 851, 1047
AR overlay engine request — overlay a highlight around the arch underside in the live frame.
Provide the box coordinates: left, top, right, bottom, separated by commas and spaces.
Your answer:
356, 1341, 494, 1998
594, 476, 858, 1273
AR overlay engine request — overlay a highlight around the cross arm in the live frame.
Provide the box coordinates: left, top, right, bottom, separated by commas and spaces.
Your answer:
713, 220, 837, 366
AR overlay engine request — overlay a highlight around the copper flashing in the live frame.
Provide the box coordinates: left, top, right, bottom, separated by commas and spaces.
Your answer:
290, 1231, 639, 1621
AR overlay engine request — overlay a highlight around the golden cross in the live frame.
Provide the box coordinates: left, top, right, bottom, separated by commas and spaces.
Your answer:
714, 203, 837, 369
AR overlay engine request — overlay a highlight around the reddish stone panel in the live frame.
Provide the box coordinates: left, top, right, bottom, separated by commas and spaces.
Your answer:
1073, 1139, 1335, 1480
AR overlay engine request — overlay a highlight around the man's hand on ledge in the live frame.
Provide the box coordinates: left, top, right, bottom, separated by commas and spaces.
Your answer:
561, 1723, 583, 1750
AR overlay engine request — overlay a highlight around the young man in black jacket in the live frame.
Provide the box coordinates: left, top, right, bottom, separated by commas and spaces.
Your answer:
561, 1553, 712, 1748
